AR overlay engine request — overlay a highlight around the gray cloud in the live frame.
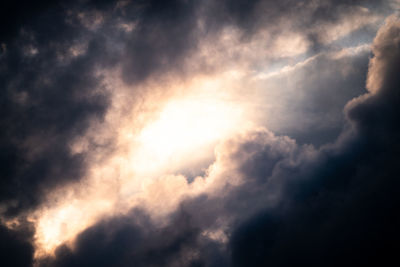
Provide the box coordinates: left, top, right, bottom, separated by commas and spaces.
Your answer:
40, 209, 228, 267
254, 47, 370, 146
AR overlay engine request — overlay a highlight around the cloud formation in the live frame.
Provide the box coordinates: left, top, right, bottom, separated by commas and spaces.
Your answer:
1, 1, 399, 267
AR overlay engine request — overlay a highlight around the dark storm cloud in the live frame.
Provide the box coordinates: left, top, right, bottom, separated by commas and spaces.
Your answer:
230, 17, 400, 266
0, 221, 34, 267
0, 0, 56, 43
0, 27, 111, 216
120, 0, 200, 83
203, 0, 389, 50
119, 0, 391, 84
40, 209, 228, 267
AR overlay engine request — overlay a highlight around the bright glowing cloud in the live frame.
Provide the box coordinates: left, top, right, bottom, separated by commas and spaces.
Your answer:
30, 71, 250, 257
133, 95, 243, 173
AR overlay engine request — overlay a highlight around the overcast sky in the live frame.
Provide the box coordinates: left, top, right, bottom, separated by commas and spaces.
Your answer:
1, 1, 400, 266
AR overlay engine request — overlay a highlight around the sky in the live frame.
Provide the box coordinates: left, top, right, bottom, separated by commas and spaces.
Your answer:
1, 0, 400, 266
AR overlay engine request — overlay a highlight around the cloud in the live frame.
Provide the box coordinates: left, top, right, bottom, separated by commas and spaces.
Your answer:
39, 209, 228, 267
0, 220, 34, 267
251, 46, 371, 146
1, 1, 399, 267
230, 15, 400, 267
39, 14, 400, 267
0, 32, 110, 216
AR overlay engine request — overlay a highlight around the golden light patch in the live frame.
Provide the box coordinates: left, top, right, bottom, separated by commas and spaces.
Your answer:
132, 95, 243, 175
30, 72, 250, 258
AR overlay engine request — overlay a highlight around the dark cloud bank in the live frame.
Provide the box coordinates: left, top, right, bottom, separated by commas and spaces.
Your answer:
1, 1, 400, 267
